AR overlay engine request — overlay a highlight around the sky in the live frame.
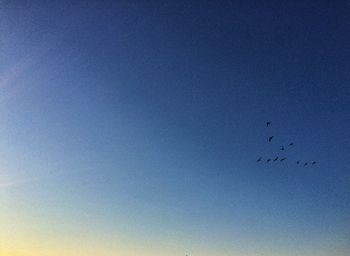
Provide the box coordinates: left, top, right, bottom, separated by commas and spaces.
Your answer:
0, 1, 349, 256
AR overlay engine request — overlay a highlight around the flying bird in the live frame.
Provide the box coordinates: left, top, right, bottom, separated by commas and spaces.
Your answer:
267, 158, 271, 163
280, 157, 286, 162
304, 162, 308, 166
266, 121, 271, 127
268, 136, 274, 142
312, 161, 317, 165
273, 157, 279, 161
280, 146, 285, 150
256, 157, 262, 162
296, 160, 300, 164
289, 142, 294, 146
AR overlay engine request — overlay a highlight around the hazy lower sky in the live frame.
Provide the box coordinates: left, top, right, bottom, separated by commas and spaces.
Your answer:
0, 1, 349, 256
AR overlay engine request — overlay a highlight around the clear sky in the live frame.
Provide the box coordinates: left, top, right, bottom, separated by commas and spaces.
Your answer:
0, 1, 349, 256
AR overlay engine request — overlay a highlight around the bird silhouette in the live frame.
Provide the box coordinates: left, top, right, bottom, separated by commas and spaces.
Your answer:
304, 162, 308, 166
312, 161, 317, 165
273, 157, 279, 161
296, 160, 300, 164
280, 146, 285, 150
256, 157, 262, 162
289, 142, 294, 146
280, 157, 286, 162
266, 121, 271, 127
267, 158, 271, 163
268, 136, 274, 142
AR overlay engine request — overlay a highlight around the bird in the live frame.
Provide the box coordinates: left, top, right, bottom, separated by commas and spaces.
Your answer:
280, 146, 285, 150
266, 121, 271, 127
312, 161, 317, 165
268, 136, 274, 142
304, 162, 308, 166
280, 157, 286, 162
267, 158, 271, 163
289, 142, 294, 146
273, 157, 279, 161
296, 160, 300, 164
256, 157, 262, 162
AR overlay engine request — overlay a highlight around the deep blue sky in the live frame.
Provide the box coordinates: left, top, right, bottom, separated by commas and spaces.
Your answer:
0, 1, 349, 256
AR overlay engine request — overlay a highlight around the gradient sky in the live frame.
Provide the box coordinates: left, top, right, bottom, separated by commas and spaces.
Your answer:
0, 1, 349, 256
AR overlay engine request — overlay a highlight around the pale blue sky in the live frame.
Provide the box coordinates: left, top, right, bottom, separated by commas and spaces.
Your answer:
0, 1, 349, 256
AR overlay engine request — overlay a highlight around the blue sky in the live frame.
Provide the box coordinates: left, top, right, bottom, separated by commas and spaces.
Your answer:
0, 1, 349, 256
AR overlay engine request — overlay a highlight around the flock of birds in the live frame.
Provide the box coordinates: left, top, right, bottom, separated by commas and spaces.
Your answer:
256, 121, 317, 166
